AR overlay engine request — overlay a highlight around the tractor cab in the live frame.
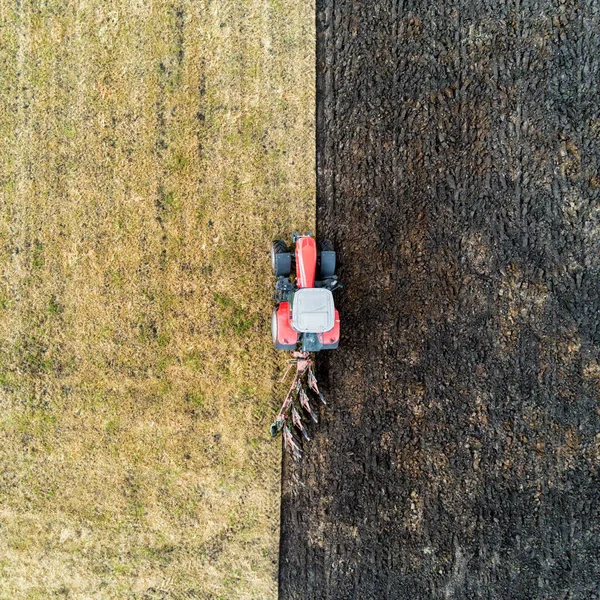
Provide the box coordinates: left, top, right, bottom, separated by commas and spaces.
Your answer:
290, 288, 335, 333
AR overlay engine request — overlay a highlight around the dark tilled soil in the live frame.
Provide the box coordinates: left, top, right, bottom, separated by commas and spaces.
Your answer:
279, 1, 600, 598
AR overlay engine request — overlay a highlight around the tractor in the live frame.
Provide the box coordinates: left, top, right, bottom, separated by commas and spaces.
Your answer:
271, 232, 341, 352
269, 232, 341, 457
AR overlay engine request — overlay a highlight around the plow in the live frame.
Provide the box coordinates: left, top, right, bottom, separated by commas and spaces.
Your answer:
270, 351, 326, 459
269, 232, 341, 457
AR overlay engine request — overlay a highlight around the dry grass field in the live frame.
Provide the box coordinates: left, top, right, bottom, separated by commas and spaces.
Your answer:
0, 0, 314, 597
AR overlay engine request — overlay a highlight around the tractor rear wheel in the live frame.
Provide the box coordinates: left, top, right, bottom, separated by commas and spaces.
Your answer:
271, 308, 279, 346
271, 240, 291, 276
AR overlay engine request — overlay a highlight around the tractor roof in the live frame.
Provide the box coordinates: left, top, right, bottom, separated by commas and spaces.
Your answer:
291, 288, 335, 333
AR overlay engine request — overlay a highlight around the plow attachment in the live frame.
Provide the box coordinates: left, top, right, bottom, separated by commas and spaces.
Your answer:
270, 351, 326, 459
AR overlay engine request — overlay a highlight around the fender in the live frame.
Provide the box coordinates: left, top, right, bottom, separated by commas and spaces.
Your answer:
274, 302, 298, 350
318, 309, 340, 349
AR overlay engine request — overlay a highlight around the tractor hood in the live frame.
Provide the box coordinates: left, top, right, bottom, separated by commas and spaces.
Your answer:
291, 288, 335, 333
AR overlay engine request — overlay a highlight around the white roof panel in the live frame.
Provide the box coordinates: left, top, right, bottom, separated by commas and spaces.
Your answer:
292, 288, 335, 333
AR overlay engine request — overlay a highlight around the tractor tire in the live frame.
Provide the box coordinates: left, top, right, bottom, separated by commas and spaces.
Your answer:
319, 240, 336, 278
271, 308, 279, 347
271, 240, 291, 276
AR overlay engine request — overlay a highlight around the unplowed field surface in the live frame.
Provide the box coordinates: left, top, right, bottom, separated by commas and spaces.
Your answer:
0, 0, 313, 597
280, 1, 600, 598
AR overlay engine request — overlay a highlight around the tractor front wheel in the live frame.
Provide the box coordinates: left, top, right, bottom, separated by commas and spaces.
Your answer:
271, 240, 291, 276
318, 240, 336, 279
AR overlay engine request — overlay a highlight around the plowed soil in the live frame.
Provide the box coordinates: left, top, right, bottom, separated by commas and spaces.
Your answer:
280, 1, 600, 598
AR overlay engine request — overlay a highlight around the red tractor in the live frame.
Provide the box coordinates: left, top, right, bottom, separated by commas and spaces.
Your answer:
271, 232, 341, 352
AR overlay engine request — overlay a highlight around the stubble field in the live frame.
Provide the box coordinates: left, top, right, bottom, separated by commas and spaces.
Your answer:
0, 0, 314, 597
